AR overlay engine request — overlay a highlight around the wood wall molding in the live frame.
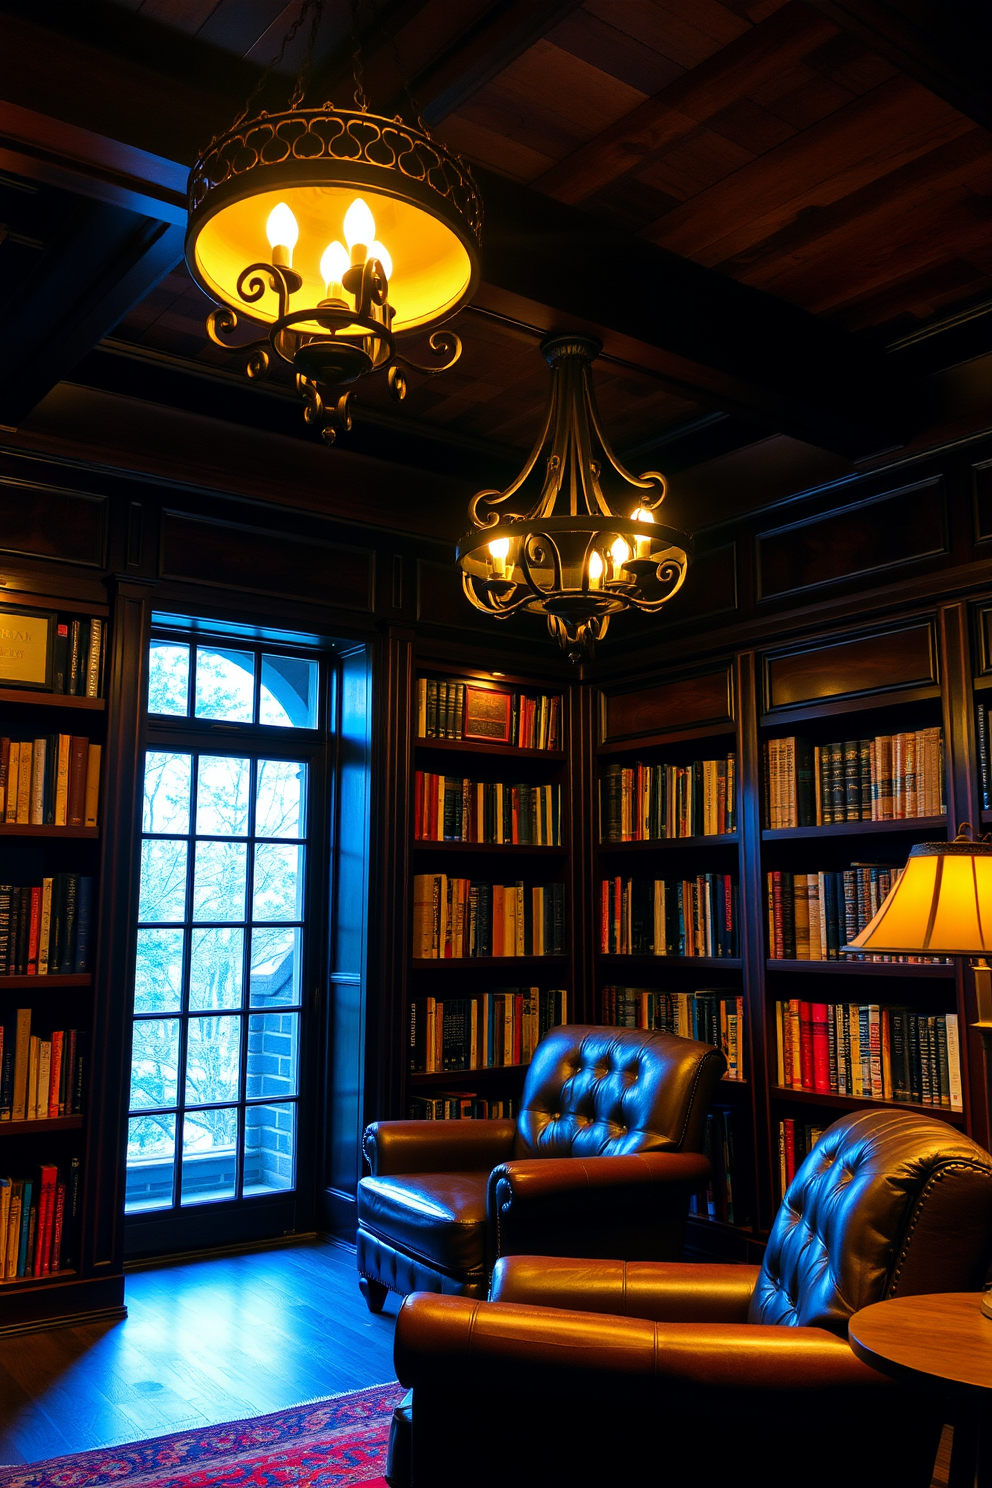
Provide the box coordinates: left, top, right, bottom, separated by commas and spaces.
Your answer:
762, 619, 938, 714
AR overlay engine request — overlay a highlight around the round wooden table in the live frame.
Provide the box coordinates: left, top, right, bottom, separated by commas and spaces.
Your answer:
850, 1293, 992, 1487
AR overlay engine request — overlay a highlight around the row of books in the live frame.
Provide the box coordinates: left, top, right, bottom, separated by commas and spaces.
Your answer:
1, 1009, 85, 1121
765, 865, 949, 964
408, 1096, 518, 1120
600, 987, 745, 1081
409, 989, 568, 1072
774, 1000, 962, 1109
0, 875, 94, 976
599, 757, 736, 842
53, 617, 104, 698
417, 678, 561, 750
763, 730, 944, 828
690, 1108, 740, 1225
599, 875, 739, 959
414, 774, 561, 845
0, 1159, 80, 1279
777, 1121, 825, 1197
412, 876, 566, 959
0, 737, 101, 827
977, 703, 992, 811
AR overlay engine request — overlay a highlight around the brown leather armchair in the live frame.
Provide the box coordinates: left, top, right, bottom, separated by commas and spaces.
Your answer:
390, 1109, 992, 1488
357, 1023, 725, 1311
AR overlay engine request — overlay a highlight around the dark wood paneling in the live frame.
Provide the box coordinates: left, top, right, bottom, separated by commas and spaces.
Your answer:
0, 479, 106, 568
160, 512, 374, 612
657, 542, 737, 622
764, 620, 937, 711
973, 458, 992, 542
601, 664, 734, 744
757, 477, 946, 600
976, 603, 992, 677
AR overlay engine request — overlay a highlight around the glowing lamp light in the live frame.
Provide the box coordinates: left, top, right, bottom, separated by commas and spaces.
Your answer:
370, 240, 392, 280
344, 198, 376, 263
266, 202, 299, 267
320, 240, 351, 299
587, 549, 604, 589
488, 537, 510, 577
610, 536, 632, 578
631, 505, 655, 557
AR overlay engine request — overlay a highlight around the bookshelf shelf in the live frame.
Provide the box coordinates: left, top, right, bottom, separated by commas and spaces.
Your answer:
0, 690, 105, 711
770, 1085, 966, 1127
596, 724, 736, 756
759, 683, 942, 730
0, 1267, 77, 1289
409, 1065, 529, 1087
0, 826, 98, 839
597, 954, 742, 969
415, 738, 565, 762
412, 956, 569, 969
1, 1115, 83, 1134
412, 842, 567, 856
765, 959, 955, 978
762, 816, 946, 842
0, 974, 91, 989
598, 834, 738, 851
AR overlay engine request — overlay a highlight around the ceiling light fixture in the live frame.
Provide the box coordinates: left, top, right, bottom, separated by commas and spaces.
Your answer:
184, 0, 481, 442
457, 335, 692, 661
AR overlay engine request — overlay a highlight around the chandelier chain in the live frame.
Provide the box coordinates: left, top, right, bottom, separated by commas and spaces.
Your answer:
350, 0, 371, 111
228, 0, 325, 133
289, 0, 326, 109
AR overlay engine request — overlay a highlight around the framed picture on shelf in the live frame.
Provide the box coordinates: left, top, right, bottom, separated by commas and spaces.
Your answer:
0, 605, 55, 690
463, 686, 512, 742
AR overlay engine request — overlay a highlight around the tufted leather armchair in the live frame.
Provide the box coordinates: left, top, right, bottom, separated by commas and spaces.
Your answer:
357, 1023, 725, 1311
389, 1109, 992, 1488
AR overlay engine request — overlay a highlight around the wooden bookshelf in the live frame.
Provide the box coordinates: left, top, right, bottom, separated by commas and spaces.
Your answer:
0, 826, 98, 838
770, 1086, 966, 1127
412, 956, 569, 970
765, 959, 954, 978
762, 816, 945, 842
412, 842, 566, 856
0, 974, 91, 989
0, 690, 105, 711
599, 834, 738, 851
415, 738, 565, 762
1, 1115, 83, 1134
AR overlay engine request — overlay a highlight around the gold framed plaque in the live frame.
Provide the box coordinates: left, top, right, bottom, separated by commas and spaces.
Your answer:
0, 606, 55, 689
463, 685, 512, 742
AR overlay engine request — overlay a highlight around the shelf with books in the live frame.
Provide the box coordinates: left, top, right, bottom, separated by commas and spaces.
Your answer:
598, 835, 738, 852
770, 1086, 967, 1128
762, 816, 946, 842
412, 842, 567, 856
596, 954, 742, 970
408, 1065, 530, 1087
1, 1115, 83, 1134
0, 826, 98, 839
0, 691, 105, 712
415, 738, 565, 763
412, 956, 569, 970
765, 959, 955, 979
0, 975, 91, 989
416, 675, 563, 752
0, 1267, 77, 1289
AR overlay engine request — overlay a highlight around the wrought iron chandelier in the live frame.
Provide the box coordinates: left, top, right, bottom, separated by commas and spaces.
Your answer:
457, 335, 692, 661
184, 0, 482, 443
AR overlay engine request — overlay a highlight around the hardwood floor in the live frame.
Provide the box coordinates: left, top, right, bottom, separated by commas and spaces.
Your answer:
0, 1238, 400, 1465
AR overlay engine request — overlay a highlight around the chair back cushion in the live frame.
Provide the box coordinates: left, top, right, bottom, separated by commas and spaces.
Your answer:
751, 1109, 992, 1334
514, 1024, 725, 1159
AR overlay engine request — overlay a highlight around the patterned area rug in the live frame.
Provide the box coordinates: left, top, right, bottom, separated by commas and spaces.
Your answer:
0, 1382, 405, 1488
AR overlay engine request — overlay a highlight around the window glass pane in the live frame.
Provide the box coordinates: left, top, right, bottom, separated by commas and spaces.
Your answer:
247, 1011, 299, 1100
142, 751, 191, 835
249, 927, 301, 1007
196, 755, 251, 838
256, 759, 306, 840
125, 1114, 176, 1213
192, 840, 247, 922
194, 647, 255, 723
148, 642, 189, 717
189, 927, 244, 1011
243, 1103, 295, 1195
138, 839, 188, 924
129, 1017, 180, 1110
134, 928, 185, 1014
184, 1014, 242, 1106
260, 655, 318, 729
181, 1107, 238, 1206
253, 843, 304, 922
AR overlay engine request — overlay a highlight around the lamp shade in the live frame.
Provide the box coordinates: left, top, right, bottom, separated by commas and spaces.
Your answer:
846, 840, 992, 955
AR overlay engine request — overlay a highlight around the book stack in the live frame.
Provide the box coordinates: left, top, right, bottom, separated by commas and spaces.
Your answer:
777, 1120, 825, 1197
600, 875, 738, 958
0, 874, 94, 975
978, 703, 992, 810
417, 679, 561, 749
408, 1095, 517, 1120
763, 729, 944, 827
600, 986, 745, 1080
414, 774, 561, 844
1, 1008, 85, 1120
409, 989, 568, 1072
52, 618, 104, 697
765, 864, 950, 963
774, 1000, 962, 1109
690, 1107, 740, 1224
412, 876, 565, 958
599, 755, 736, 841
0, 1158, 80, 1279
0, 737, 101, 827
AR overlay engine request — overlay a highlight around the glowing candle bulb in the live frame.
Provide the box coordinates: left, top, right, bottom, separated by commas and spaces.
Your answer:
344, 198, 376, 264
370, 240, 392, 280
610, 536, 631, 577
587, 549, 604, 589
631, 505, 655, 558
320, 240, 351, 298
266, 202, 299, 268
488, 536, 510, 577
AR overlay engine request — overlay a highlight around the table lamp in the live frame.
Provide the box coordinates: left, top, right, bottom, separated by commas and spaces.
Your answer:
845, 825, 992, 1315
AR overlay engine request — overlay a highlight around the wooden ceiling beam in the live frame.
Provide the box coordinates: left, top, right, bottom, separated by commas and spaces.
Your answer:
803, 0, 992, 133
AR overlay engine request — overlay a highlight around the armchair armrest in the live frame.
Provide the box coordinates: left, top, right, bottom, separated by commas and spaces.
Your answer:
395, 1293, 892, 1392
488, 1151, 709, 1262
362, 1119, 515, 1177
490, 1256, 761, 1323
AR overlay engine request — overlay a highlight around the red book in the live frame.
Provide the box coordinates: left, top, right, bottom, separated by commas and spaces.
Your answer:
428, 774, 438, 841
48, 1030, 63, 1118
783, 1118, 796, 1186
799, 1002, 814, 1090
601, 879, 610, 954
34, 1164, 58, 1277
66, 736, 89, 826
51, 1183, 66, 1273
811, 1003, 831, 1092
26, 886, 41, 975
414, 771, 423, 839
771, 871, 784, 959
